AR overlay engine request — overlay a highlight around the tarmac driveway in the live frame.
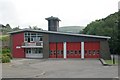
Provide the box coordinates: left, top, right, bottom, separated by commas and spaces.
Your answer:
2, 59, 118, 78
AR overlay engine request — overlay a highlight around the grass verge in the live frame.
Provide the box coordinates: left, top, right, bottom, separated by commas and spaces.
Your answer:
105, 60, 118, 65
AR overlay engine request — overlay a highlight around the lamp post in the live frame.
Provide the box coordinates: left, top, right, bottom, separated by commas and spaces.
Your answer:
112, 27, 115, 64
113, 20, 118, 64
112, 48, 115, 64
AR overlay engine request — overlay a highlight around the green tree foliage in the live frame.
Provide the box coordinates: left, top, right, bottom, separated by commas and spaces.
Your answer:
2, 54, 10, 63
1, 48, 12, 63
28, 26, 43, 30
118, 10, 120, 53
0, 24, 12, 35
1, 24, 43, 35
82, 12, 119, 54
12, 26, 21, 31
0, 24, 21, 35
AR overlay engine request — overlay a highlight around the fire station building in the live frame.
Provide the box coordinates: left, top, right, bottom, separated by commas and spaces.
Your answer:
9, 16, 111, 60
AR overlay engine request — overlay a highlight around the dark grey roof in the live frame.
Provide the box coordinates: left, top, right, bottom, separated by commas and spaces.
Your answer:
45, 16, 61, 21
8, 29, 111, 39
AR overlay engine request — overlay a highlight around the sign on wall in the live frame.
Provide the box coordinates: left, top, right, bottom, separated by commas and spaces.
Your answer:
16, 46, 21, 49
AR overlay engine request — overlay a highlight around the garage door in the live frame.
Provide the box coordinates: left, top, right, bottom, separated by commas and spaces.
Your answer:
84, 41, 100, 58
66, 42, 81, 58
49, 42, 100, 59
49, 42, 63, 58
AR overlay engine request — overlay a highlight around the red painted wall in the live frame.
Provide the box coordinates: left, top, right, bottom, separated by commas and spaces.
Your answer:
12, 32, 25, 58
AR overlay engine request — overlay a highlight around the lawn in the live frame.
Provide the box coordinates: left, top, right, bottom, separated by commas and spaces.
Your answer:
105, 60, 118, 65
0, 35, 9, 41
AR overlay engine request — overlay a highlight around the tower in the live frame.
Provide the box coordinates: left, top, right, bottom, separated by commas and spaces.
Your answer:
45, 16, 61, 31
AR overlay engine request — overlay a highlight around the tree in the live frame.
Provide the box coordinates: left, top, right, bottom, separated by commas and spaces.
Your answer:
27, 26, 43, 30
82, 12, 118, 54
6, 24, 12, 29
12, 26, 21, 31
1, 24, 12, 35
117, 10, 120, 54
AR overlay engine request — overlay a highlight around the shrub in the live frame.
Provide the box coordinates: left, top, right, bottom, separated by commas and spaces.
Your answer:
0, 50, 2, 54
2, 55, 10, 63
4, 53, 12, 59
1, 48, 12, 63
2, 48, 10, 54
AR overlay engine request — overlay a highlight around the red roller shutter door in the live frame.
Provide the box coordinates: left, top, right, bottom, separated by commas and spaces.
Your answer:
49, 42, 56, 58
57, 42, 63, 58
49, 42, 63, 58
67, 42, 81, 58
84, 41, 100, 58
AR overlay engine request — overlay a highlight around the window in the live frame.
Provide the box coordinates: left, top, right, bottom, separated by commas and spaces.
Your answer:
25, 32, 27, 36
41, 43, 43, 46
50, 51, 52, 55
70, 50, 73, 54
88, 50, 91, 55
67, 51, 69, 54
36, 37, 39, 42
38, 49, 42, 53
31, 37, 34, 42
93, 50, 95, 55
31, 33, 36, 36
88, 50, 90, 54
25, 37, 28, 42
97, 50, 100, 54
25, 49, 28, 54
26, 48, 43, 54
28, 33, 30, 35
28, 37, 30, 42
34, 49, 37, 53
79, 50, 81, 54
54, 51, 56, 55
57, 50, 60, 54
34, 48, 42, 54
24, 32, 43, 42
75, 51, 77, 54
61, 51, 63, 54
27, 49, 31, 54
40, 37, 43, 41
37, 33, 41, 36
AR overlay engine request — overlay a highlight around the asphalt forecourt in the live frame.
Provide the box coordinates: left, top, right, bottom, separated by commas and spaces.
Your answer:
2, 59, 118, 78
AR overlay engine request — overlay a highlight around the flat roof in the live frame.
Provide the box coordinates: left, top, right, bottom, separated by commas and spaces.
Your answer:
9, 29, 111, 39
45, 16, 61, 21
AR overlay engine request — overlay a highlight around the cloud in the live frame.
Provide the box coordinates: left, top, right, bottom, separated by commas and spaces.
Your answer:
119, 1, 120, 10
0, 0, 119, 30
0, 0, 20, 27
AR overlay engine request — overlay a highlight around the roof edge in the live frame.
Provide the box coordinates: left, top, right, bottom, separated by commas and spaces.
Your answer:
8, 29, 111, 39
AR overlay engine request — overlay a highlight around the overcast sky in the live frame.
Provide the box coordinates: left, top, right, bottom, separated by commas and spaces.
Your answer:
0, 0, 119, 30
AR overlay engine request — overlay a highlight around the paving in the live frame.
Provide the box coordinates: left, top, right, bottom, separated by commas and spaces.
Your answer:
2, 58, 118, 78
